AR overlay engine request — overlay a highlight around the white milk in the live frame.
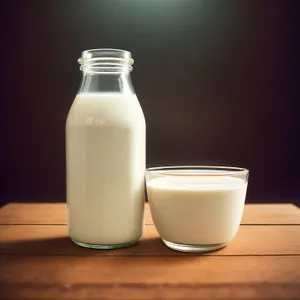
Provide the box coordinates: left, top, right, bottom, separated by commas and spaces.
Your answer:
66, 93, 145, 245
147, 176, 247, 245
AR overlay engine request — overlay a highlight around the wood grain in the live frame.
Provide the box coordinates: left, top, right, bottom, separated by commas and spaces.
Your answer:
1, 203, 300, 300
1, 255, 299, 300
1, 224, 299, 256
2, 282, 300, 300
242, 203, 300, 225
0, 203, 299, 225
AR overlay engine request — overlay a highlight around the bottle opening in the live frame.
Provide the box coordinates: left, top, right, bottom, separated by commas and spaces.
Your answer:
78, 49, 134, 74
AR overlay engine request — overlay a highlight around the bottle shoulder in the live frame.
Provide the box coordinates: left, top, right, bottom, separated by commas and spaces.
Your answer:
66, 93, 145, 128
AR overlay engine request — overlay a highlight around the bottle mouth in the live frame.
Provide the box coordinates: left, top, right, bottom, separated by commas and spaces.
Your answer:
78, 48, 134, 74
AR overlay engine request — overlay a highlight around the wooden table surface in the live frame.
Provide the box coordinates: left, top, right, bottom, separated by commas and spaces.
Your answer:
0, 203, 299, 300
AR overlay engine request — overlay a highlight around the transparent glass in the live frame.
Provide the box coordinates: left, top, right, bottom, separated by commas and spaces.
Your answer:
78, 48, 135, 94
66, 49, 145, 250
146, 166, 249, 253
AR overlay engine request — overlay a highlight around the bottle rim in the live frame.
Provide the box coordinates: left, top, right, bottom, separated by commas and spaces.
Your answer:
78, 48, 134, 74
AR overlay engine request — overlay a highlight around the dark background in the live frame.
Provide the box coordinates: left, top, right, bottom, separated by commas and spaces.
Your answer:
1, 0, 299, 205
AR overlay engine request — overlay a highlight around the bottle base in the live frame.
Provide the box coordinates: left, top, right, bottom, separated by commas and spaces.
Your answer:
162, 239, 227, 253
72, 239, 137, 250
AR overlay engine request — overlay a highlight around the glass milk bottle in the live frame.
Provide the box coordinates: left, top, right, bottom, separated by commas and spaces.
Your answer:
66, 49, 145, 249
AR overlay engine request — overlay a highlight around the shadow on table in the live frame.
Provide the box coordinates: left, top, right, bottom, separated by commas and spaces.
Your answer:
0, 235, 215, 257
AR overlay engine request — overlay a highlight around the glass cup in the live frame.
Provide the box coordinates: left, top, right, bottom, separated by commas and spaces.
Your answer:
146, 166, 249, 253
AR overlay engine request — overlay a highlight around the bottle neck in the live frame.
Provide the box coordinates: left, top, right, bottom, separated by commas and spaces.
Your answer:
78, 71, 135, 94
77, 49, 135, 95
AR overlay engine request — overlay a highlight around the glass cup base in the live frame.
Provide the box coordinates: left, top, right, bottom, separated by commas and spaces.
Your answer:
72, 239, 137, 250
162, 239, 228, 253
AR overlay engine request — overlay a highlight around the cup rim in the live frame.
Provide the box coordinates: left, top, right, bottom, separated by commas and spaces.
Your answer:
146, 165, 249, 177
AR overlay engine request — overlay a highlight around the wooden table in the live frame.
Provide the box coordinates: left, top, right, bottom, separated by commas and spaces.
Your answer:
0, 203, 299, 300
